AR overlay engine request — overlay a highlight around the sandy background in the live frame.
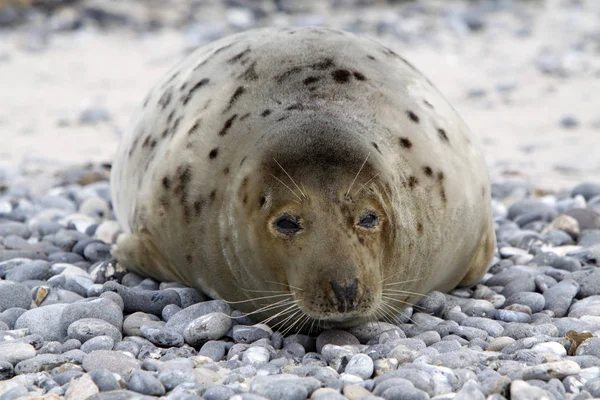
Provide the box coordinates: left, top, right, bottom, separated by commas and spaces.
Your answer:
1, 0, 599, 191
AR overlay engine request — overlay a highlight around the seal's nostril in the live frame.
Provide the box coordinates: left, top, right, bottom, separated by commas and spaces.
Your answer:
330, 278, 359, 313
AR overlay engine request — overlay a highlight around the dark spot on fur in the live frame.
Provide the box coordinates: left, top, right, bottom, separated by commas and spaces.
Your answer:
223, 86, 245, 113
371, 142, 382, 154
240, 61, 259, 81
286, 103, 302, 111
174, 165, 192, 197
186, 254, 192, 263
437, 171, 445, 182
243, 195, 248, 204
303, 76, 320, 85
219, 114, 238, 136
143, 95, 150, 107
240, 113, 250, 121
440, 188, 447, 203
158, 89, 173, 110
193, 196, 203, 215
353, 71, 366, 81
259, 196, 266, 207
210, 190, 216, 203
227, 48, 250, 64
162, 176, 171, 190
358, 237, 365, 245
276, 67, 303, 83
170, 117, 181, 137
481, 186, 485, 197
261, 109, 271, 117
438, 128, 449, 143
406, 110, 420, 123
167, 110, 175, 125
187, 120, 201, 136
276, 116, 288, 122
367, 55, 376, 61
241, 177, 248, 188
332, 69, 351, 83
209, 148, 218, 159
399, 137, 412, 149
424, 100, 434, 108
240, 156, 247, 166
311, 58, 334, 70
182, 78, 209, 106
408, 175, 419, 189
417, 222, 423, 235
161, 128, 169, 139
223, 166, 230, 175
423, 166, 433, 176
142, 135, 152, 148
150, 139, 157, 150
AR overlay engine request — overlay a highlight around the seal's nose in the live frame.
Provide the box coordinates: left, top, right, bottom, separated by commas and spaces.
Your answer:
330, 278, 358, 313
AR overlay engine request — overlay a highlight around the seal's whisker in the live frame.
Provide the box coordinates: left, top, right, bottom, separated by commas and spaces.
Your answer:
273, 158, 307, 199
282, 312, 306, 336
352, 173, 380, 197
260, 303, 300, 326
345, 152, 371, 198
265, 280, 304, 292
240, 287, 293, 294
273, 308, 303, 333
270, 173, 303, 203
377, 303, 399, 325
382, 295, 424, 310
381, 277, 423, 286
234, 299, 296, 318
384, 289, 432, 299
223, 293, 293, 304
381, 299, 422, 327
295, 314, 312, 335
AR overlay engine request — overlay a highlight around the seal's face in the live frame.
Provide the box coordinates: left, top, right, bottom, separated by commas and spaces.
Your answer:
239, 150, 397, 329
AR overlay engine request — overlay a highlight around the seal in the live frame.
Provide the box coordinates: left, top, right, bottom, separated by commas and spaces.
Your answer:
111, 27, 496, 331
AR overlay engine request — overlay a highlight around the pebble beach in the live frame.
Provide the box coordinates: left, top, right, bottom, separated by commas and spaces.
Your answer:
2, 0, 600, 399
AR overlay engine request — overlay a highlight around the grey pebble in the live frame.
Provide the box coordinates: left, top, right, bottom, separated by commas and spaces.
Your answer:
81, 335, 115, 353
0, 342, 36, 364
102, 281, 181, 315
88, 369, 122, 392
68, 318, 122, 343
232, 324, 271, 344
203, 385, 236, 400
165, 300, 231, 334
242, 346, 270, 365
183, 312, 232, 346
0, 281, 31, 312
122, 311, 160, 336
140, 323, 184, 347
128, 370, 166, 396
14, 354, 67, 374
15, 303, 68, 341
345, 353, 373, 379
82, 350, 141, 377
316, 329, 360, 353
543, 278, 579, 317
506, 292, 545, 313
0, 361, 14, 380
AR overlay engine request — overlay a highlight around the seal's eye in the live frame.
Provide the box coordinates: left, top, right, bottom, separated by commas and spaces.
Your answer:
274, 215, 301, 235
358, 211, 379, 228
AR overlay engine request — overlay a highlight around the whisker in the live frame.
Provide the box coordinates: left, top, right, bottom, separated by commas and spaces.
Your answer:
273, 158, 307, 199
352, 173, 380, 197
384, 289, 432, 299
234, 299, 295, 318
222, 293, 293, 304
260, 304, 300, 326
345, 152, 370, 198
382, 277, 423, 286
382, 295, 423, 309
270, 173, 302, 203
265, 280, 304, 292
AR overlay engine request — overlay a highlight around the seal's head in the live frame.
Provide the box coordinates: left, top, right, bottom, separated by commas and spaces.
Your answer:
225, 116, 406, 329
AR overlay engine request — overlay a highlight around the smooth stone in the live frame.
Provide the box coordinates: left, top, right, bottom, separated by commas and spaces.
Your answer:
68, 318, 122, 344
14, 354, 68, 374
232, 324, 272, 344
348, 322, 404, 343
128, 370, 166, 396
183, 312, 232, 346
345, 354, 374, 380
0, 342, 36, 365
60, 298, 123, 336
316, 330, 360, 353
242, 346, 270, 365
14, 303, 68, 342
165, 300, 231, 334
81, 336, 115, 353
543, 278, 579, 317
520, 360, 580, 381
82, 350, 142, 377
88, 369, 121, 392
0, 281, 31, 312
576, 338, 600, 357
102, 281, 182, 315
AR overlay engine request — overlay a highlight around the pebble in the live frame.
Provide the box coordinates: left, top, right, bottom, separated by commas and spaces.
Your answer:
82, 350, 141, 377
0, 281, 31, 312
68, 318, 122, 343
232, 324, 272, 344
128, 370, 166, 396
165, 300, 231, 334
316, 330, 360, 353
344, 353, 374, 379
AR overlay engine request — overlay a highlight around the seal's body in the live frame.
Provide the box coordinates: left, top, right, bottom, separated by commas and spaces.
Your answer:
111, 27, 496, 330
